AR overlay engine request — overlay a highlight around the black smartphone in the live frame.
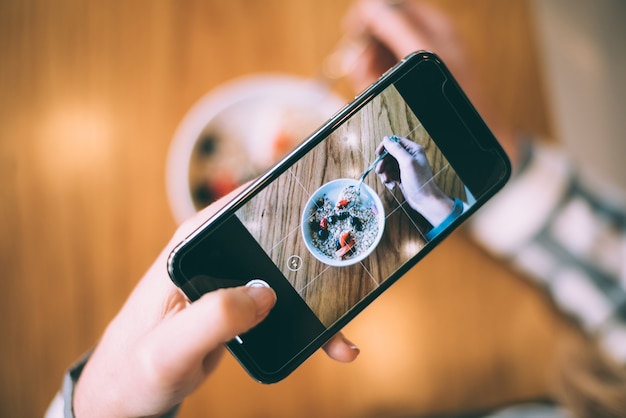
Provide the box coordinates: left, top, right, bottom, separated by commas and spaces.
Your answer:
167, 52, 511, 383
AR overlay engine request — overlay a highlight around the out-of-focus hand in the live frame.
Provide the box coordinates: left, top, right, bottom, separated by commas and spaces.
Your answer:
73, 186, 360, 418
376, 135, 454, 226
342, 0, 518, 163
342, 0, 469, 92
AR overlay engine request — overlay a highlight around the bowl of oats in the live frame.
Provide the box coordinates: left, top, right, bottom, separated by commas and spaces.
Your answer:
301, 178, 385, 267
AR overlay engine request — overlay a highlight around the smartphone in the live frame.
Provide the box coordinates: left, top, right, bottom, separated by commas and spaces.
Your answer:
167, 51, 511, 383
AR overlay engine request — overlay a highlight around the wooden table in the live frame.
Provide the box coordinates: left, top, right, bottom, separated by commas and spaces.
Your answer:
0, 0, 578, 416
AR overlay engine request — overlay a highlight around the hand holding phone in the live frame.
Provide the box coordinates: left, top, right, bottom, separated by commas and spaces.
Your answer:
168, 52, 511, 383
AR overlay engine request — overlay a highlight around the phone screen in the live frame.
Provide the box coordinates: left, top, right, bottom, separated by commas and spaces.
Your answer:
169, 53, 510, 382
234, 82, 471, 326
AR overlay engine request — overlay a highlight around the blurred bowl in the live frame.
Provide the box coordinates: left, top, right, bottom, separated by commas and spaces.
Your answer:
301, 178, 385, 267
166, 74, 345, 224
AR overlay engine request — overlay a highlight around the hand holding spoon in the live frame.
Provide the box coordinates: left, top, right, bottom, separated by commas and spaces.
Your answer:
357, 135, 401, 193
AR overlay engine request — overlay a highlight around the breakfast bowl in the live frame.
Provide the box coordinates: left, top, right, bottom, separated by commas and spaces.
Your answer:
166, 74, 345, 224
301, 178, 385, 267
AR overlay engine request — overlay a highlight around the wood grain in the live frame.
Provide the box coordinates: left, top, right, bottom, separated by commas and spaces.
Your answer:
0, 0, 571, 417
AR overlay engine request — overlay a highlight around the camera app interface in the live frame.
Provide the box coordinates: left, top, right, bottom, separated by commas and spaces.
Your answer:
235, 84, 472, 328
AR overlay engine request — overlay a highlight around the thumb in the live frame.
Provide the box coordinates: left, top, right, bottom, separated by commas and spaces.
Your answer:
139, 286, 276, 382
358, 0, 432, 59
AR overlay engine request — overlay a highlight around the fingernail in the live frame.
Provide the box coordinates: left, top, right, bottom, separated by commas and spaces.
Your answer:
244, 286, 277, 318
342, 335, 360, 352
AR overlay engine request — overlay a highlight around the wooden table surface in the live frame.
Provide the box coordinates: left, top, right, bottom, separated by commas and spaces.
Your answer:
0, 0, 579, 416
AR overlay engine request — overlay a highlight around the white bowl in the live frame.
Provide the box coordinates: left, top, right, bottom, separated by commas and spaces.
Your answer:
166, 74, 345, 224
301, 178, 385, 267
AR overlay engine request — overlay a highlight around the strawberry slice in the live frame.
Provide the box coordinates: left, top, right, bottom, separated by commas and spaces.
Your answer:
339, 231, 352, 247
337, 199, 350, 209
335, 241, 355, 258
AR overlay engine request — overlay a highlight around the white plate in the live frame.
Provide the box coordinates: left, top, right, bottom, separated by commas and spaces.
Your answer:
166, 74, 345, 223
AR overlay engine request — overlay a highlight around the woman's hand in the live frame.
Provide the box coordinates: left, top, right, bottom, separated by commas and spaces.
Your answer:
376, 136, 454, 226
342, 0, 469, 92
73, 187, 359, 418
342, 0, 518, 163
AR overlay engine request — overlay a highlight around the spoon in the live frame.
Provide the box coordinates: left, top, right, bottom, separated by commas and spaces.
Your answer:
357, 135, 401, 193
357, 149, 388, 192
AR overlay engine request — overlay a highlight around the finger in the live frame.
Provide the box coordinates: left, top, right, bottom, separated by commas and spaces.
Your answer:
402, 1, 458, 42
138, 286, 276, 383
375, 143, 400, 186
375, 154, 394, 177
346, 41, 395, 91
342, 0, 366, 36
376, 169, 398, 190
322, 332, 360, 363
354, 0, 435, 59
375, 140, 386, 155
382, 135, 413, 164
